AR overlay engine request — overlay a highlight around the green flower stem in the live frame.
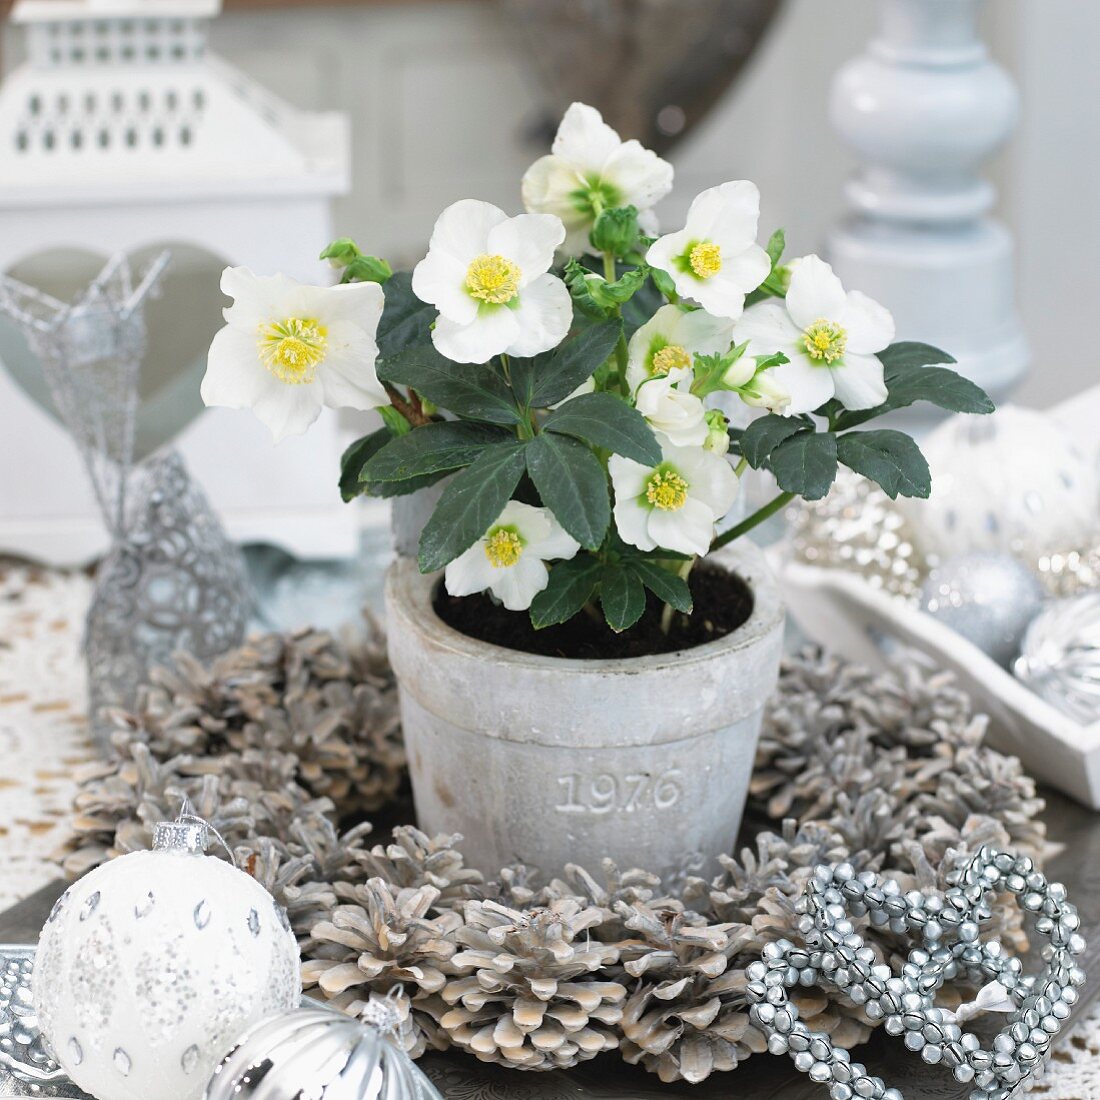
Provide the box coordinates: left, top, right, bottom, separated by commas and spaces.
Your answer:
381, 383, 428, 428
710, 491, 794, 551
498, 354, 535, 439
659, 557, 695, 635
602, 250, 632, 397
734, 456, 749, 477
582, 600, 603, 626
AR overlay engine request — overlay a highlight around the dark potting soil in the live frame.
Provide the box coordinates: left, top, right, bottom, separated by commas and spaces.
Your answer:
434, 563, 754, 660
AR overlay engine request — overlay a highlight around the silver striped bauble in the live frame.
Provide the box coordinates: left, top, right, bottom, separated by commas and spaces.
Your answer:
203, 1005, 442, 1100
1015, 592, 1100, 724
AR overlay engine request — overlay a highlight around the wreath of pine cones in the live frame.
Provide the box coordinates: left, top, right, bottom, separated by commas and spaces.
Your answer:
59, 627, 1046, 1084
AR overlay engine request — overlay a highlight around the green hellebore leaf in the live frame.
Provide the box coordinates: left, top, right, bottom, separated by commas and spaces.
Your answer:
381, 345, 522, 426
766, 431, 838, 500
740, 414, 808, 469
417, 442, 529, 573
629, 559, 693, 613
362, 421, 511, 485
544, 392, 662, 466
765, 228, 786, 268
600, 565, 647, 632
830, 343, 993, 430
509, 320, 622, 410
836, 429, 932, 500
564, 260, 615, 319
376, 272, 436, 359
529, 557, 604, 629
339, 427, 391, 502
378, 406, 412, 438
526, 433, 610, 551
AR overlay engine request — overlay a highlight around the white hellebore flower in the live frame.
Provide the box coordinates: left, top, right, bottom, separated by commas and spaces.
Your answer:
634, 369, 708, 448
625, 303, 734, 394
646, 181, 771, 320
522, 102, 674, 256
734, 254, 896, 415
201, 267, 387, 443
445, 501, 580, 611
610, 441, 739, 558
412, 199, 572, 365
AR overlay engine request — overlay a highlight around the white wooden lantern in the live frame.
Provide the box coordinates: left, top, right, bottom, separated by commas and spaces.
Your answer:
0, 0, 359, 564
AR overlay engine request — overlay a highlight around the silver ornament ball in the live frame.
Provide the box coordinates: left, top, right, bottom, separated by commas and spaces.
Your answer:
920, 553, 1046, 668
1015, 592, 1100, 725
789, 469, 927, 601
204, 1005, 442, 1100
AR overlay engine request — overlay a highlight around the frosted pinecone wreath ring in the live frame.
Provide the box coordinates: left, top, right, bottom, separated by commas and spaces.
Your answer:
746, 847, 1086, 1100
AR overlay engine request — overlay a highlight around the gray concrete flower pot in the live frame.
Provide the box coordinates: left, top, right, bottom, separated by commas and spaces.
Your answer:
385, 539, 785, 887
390, 481, 446, 559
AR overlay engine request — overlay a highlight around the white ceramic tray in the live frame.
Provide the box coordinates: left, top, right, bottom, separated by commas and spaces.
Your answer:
775, 554, 1100, 808
771, 384, 1100, 810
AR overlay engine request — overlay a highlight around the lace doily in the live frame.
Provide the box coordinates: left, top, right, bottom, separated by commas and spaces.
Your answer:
0, 561, 1097, 1095
0, 564, 96, 909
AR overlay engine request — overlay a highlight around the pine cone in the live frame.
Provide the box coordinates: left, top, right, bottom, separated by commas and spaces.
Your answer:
551, 861, 666, 920
353, 826, 485, 909
615, 894, 758, 1083
440, 899, 625, 1070
618, 823, 874, 1084
303, 877, 459, 1057
236, 816, 376, 939
58, 626, 403, 875
492, 860, 665, 933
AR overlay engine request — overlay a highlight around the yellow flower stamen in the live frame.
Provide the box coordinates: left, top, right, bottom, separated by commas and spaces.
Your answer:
466, 254, 522, 305
645, 469, 690, 511
651, 344, 692, 376
689, 242, 722, 280
257, 318, 328, 384
802, 318, 847, 364
484, 527, 524, 568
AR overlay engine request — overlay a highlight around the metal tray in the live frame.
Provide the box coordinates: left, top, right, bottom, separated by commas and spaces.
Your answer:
2, 787, 1098, 1099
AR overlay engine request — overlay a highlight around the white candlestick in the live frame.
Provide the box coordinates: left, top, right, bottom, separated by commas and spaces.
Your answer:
828, 0, 1026, 415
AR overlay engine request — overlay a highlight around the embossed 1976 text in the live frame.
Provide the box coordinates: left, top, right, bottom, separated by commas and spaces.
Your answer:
554, 770, 683, 814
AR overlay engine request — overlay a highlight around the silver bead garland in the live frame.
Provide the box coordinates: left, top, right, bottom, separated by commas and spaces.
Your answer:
745, 846, 1086, 1100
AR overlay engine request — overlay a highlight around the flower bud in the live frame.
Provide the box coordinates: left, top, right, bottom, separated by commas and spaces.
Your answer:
319, 238, 361, 268
740, 371, 790, 413
721, 356, 756, 390
703, 409, 731, 455
343, 254, 393, 285
589, 205, 640, 256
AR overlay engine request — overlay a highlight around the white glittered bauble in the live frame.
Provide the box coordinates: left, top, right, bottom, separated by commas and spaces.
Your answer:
33, 825, 301, 1100
921, 552, 1047, 668
898, 406, 1099, 560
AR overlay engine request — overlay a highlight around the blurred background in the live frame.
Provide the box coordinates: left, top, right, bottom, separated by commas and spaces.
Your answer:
0, 0, 1094, 580
3, 0, 1091, 408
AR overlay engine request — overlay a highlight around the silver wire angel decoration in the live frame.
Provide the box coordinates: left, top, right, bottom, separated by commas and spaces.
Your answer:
0, 254, 250, 752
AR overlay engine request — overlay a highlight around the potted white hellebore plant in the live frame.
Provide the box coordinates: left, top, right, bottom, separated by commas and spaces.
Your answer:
202, 103, 992, 884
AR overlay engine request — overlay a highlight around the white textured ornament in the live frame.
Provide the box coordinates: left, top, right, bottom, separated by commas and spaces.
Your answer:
920, 552, 1046, 668
898, 406, 1099, 561
1015, 592, 1100, 725
32, 821, 301, 1100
